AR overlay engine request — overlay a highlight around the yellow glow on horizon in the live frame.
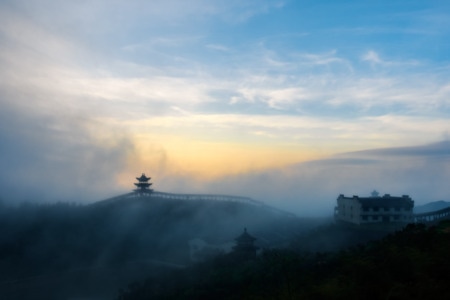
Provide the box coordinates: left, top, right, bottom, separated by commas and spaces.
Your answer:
166, 141, 317, 176
115, 134, 327, 189
107, 112, 445, 190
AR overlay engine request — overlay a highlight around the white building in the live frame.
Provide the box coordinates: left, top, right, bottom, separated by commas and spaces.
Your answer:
334, 192, 414, 225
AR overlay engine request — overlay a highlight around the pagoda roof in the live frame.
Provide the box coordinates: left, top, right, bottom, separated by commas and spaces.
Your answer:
134, 182, 151, 187
136, 173, 151, 182
134, 188, 153, 193
235, 228, 256, 243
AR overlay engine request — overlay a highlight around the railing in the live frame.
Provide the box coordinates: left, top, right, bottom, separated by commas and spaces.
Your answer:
95, 191, 296, 218
150, 191, 265, 206
414, 206, 450, 224
97, 190, 263, 207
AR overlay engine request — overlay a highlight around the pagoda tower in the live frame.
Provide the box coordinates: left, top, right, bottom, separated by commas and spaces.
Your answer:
232, 228, 258, 260
134, 173, 153, 196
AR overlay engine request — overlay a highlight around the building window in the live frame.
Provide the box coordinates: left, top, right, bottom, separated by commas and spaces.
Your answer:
362, 216, 368, 221
373, 207, 379, 212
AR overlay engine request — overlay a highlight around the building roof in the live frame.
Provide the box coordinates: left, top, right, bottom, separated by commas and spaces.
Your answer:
338, 194, 414, 209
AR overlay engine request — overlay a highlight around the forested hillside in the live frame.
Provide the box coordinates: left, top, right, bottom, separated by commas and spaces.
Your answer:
0, 196, 316, 299
3, 196, 440, 300
118, 222, 450, 300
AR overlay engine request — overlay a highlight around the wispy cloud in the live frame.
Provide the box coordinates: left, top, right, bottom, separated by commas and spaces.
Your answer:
205, 44, 232, 52
362, 50, 382, 64
0, 0, 449, 207
361, 50, 420, 67
293, 50, 348, 66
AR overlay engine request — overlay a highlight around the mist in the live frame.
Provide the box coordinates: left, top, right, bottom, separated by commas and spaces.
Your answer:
0, 193, 316, 299
1, 0, 450, 298
0, 99, 133, 204
201, 140, 450, 216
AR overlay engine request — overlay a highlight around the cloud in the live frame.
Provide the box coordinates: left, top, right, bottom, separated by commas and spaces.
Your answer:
187, 140, 450, 216
206, 44, 232, 52
294, 50, 349, 67
361, 50, 420, 68
0, 102, 135, 203
1, 0, 284, 37
1, 0, 449, 211
347, 140, 450, 157
217, 0, 286, 23
362, 50, 382, 64
3, 0, 448, 120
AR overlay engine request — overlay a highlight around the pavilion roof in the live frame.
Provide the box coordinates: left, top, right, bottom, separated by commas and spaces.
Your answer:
235, 228, 256, 243
136, 173, 151, 182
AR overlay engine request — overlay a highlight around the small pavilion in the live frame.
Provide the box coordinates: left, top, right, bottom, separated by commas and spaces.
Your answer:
134, 173, 153, 196
232, 228, 258, 259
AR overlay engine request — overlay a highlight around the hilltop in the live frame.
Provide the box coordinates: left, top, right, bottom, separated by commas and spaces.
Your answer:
0, 194, 321, 300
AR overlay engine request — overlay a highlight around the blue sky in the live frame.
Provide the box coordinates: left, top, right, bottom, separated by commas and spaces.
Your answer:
0, 0, 449, 215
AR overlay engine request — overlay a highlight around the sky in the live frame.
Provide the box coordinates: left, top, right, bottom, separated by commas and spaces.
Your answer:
0, 0, 449, 215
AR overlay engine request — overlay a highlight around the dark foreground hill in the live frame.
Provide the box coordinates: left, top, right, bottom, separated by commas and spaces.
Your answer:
119, 221, 450, 300
0, 196, 320, 299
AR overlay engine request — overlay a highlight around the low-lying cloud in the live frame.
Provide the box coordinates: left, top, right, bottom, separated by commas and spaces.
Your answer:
195, 141, 450, 216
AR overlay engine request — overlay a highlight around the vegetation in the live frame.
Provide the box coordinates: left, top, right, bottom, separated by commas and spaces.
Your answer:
2, 197, 448, 299
118, 222, 450, 300
0, 197, 312, 299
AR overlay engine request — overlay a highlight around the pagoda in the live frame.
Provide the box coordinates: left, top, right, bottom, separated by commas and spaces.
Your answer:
232, 228, 258, 259
134, 173, 153, 196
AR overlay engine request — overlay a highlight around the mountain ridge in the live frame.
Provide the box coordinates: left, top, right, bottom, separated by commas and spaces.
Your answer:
414, 200, 450, 214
